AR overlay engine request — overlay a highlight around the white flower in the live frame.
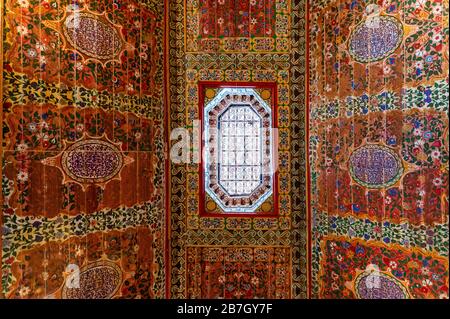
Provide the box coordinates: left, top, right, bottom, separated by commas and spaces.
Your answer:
416, 200, 424, 208
16, 143, 28, 152
415, 50, 425, 57
217, 17, 224, 25
337, 254, 343, 262
17, 171, 29, 183
421, 267, 430, 275
431, 150, 441, 159
385, 196, 392, 204
75, 123, 84, 132
17, 25, 29, 35
413, 128, 423, 136
36, 42, 46, 52
414, 61, 424, 69
18, 286, 31, 297
432, 5, 443, 16
389, 261, 397, 269
17, 0, 29, 8
40, 121, 49, 129
250, 0, 257, 5
418, 189, 426, 197
383, 65, 392, 75
433, 177, 443, 187
134, 70, 140, 78
39, 55, 47, 64
28, 122, 37, 132
251, 18, 257, 25
75, 62, 84, 71
414, 139, 425, 146
27, 48, 37, 58
422, 279, 433, 287
433, 33, 443, 43
127, 84, 134, 92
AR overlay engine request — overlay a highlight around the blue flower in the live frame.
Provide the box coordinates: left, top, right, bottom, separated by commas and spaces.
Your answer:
388, 188, 398, 196
383, 237, 391, 243
352, 204, 360, 212
425, 55, 433, 63
384, 221, 390, 227
355, 246, 365, 254
41, 113, 48, 120
423, 131, 433, 139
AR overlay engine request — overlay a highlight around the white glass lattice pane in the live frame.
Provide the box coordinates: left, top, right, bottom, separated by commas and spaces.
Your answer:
218, 105, 262, 196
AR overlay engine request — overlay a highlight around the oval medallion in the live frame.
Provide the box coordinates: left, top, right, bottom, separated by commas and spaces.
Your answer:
349, 144, 403, 188
355, 272, 409, 299
63, 13, 123, 60
61, 139, 123, 184
62, 261, 122, 299
349, 16, 403, 63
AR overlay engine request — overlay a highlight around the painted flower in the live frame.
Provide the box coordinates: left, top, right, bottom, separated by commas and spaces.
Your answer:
383, 65, 392, 75
422, 279, 433, 287
18, 286, 31, 297
432, 5, 443, 15
134, 132, 142, 140
36, 42, 46, 52
250, 0, 257, 5
432, 177, 443, 187
414, 139, 425, 146
42, 272, 49, 281
389, 261, 398, 269
16, 143, 28, 153
75, 123, 84, 132
40, 121, 49, 129
415, 49, 425, 57
218, 275, 226, 284
415, 61, 425, 70
430, 150, 441, 159
384, 196, 392, 204
251, 18, 257, 25
127, 84, 134, 92
251, 276, 259, 286
27, 48, 37, 58
17, 0, 30, 7
39, 55, 47, 65
75, 62, 84, 71
217, 17, 224, 25
28, 122, 38, 132
433, 33, 443, 43
336, 254, 343, 262
413, 128, 423, 136
17, 171, 29, 183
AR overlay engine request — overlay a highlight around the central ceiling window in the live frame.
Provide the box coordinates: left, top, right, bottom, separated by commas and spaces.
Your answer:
204, 88, 273, 213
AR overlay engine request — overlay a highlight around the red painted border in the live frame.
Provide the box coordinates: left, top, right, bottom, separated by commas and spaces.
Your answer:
305, 0, 312, 299
198, 81, 279, 218
163, 1, 171, 299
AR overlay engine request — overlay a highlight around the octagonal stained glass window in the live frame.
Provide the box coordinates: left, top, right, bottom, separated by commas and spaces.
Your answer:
204, 88, 274, 213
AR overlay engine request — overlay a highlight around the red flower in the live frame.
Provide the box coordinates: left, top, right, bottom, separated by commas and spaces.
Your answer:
434, 44, 442, 52
420, 286, 429, 294
439, 285, 448, 292
6, 257, 15, 265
